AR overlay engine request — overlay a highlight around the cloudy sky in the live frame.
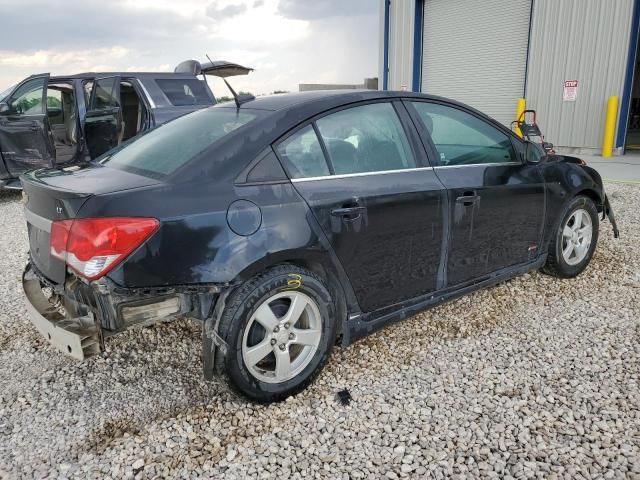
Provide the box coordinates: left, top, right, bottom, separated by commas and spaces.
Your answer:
0, 0, 379, 95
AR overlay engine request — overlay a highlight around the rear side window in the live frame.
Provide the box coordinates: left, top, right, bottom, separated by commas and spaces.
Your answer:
315, 103, 416, 175
92, 77, 119, 110
276, 125, 330, 179
156, 79, 212, 106
411, 102, 516, 166
103, 108, 263, 177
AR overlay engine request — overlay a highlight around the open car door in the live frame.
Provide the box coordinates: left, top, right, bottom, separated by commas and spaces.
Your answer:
0, 73, 55, 177
84, 76, 122, 159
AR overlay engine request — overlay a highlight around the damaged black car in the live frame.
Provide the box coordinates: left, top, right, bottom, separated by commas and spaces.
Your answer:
21, 90, 618, 402
0, 60, 251, 189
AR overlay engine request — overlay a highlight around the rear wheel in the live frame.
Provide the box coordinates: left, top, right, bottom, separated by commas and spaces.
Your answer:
542, 195, 599, 278
216, 266, 336, 402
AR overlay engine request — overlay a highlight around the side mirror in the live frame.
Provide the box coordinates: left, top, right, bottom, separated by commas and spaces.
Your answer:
0, 102, 9, 114
524, 141, 545, 164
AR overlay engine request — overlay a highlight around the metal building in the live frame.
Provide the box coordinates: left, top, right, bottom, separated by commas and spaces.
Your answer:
380, 0, 640, 154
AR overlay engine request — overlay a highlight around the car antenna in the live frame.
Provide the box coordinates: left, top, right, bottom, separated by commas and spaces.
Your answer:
206, 53, 254, 108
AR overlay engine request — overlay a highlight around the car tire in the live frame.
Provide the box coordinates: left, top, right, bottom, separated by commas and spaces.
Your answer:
542, 195, 599, 278
215, 265, 337, 402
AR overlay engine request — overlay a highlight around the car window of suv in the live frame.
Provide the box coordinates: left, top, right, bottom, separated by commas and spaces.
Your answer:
315, 102, 416, 175
156, 79, 212, 106
7, 78, 45, 115
276, 125, 330, 179
92, 77, 119, 110
411, 102, 516, 166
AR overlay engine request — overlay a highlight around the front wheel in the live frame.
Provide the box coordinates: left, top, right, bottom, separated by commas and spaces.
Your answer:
215, 266, 337, 402
542, 195, 599, 278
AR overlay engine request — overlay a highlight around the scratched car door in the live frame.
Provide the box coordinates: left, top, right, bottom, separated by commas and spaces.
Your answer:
407, 100, 545, 287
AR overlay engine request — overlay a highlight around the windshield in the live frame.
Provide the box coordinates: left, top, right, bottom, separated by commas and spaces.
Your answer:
0, 84, 15, 102
102, 107, 264, 178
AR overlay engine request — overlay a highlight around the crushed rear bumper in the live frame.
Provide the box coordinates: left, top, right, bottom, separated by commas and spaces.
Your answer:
22, 264, 102, 360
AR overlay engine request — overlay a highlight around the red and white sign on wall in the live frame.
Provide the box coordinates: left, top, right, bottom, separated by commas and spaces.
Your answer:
563, 80, 578, 102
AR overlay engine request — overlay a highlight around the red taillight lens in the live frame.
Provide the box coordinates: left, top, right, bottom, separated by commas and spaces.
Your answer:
50, 217, 159, 280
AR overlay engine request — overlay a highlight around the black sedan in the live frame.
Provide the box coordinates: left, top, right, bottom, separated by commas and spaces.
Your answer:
20, 90, 618, 402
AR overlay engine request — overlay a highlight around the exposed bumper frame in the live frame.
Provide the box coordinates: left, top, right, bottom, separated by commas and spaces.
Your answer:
23, 264, 102, 360
604, 194, 620, 238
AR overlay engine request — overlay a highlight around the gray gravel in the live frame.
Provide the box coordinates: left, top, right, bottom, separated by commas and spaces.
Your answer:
1, 184, 639, 479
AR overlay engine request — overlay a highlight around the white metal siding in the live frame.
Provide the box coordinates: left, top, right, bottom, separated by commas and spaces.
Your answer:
421, 0, 532, 126
388, 0, 416, 90
526, 0, 634, 150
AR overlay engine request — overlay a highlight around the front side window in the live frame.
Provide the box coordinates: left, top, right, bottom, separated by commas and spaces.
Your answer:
411, 102, 516, 166
315, 102, 416, 175
7, 78, 45, 115
276, 125, 329, 179
102, 107, 263, 177
156, 79, 212, 106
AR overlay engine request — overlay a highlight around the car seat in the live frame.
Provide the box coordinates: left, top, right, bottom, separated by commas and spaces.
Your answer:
325, 139, 358, 174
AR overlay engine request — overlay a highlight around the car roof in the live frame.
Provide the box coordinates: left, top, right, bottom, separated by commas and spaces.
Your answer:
211, 89, 517, 142
49, 72, 200, 81
212, 89, 448, 112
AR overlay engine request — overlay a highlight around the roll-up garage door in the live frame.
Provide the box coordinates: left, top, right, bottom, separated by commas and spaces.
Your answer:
421, 0, 531, 126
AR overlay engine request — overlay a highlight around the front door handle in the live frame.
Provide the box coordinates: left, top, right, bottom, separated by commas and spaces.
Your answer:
456, 191, 480, 207
331, 206, 367, 219
30, 121, 41, 132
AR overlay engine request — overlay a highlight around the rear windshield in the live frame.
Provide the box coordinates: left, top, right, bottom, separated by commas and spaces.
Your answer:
156, 78, 212, 106
102, 108, 263, 178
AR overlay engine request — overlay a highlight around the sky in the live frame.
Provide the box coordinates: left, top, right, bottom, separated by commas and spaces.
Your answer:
0, 0, 379, 96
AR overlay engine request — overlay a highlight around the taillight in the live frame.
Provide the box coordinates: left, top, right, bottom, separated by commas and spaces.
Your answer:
50, 217, 159, 280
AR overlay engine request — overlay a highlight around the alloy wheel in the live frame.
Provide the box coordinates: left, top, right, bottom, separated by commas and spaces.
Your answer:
242, 291, 323, 384
561, 208, 593, 266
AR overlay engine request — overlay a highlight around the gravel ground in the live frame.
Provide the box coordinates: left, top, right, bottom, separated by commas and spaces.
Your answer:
0, 184, 639, 479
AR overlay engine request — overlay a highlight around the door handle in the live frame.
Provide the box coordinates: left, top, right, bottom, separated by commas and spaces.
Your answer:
30, 121, 41, 132
331, 206, 367, 219
456, 191, 480, 207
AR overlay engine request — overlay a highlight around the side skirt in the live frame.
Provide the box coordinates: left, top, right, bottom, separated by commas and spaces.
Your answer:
342, 255, 547, 346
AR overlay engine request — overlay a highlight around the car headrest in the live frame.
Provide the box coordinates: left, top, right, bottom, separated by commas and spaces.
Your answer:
421, 112, 433, 133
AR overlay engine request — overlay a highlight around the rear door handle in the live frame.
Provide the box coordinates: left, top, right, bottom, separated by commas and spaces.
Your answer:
331, 206, 367, 219
456, 191, 480, 207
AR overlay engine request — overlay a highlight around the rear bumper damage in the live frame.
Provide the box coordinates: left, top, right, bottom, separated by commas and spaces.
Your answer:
23, 260, 225, 362
23, 264, 102, 360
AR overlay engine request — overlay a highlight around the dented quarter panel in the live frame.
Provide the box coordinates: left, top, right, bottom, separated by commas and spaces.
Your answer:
76, 178, 348, 299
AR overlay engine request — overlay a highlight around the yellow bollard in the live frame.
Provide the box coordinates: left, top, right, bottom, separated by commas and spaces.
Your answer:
515, 98, 526, 138
602, 96, 619, 158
